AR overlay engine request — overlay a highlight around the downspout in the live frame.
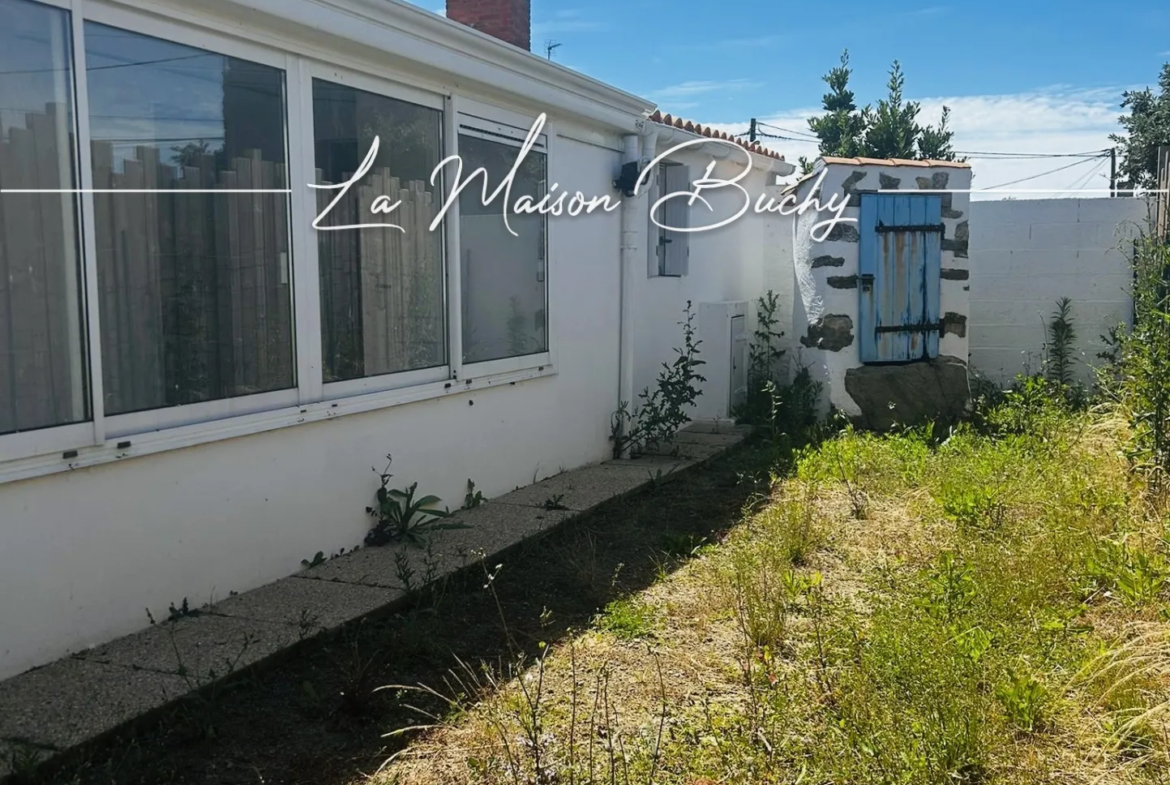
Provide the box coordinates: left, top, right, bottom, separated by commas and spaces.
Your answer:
617, 131, 641, 456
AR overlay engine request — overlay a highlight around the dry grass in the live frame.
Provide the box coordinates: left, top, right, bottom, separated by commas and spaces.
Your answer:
366, 411, 1170, 785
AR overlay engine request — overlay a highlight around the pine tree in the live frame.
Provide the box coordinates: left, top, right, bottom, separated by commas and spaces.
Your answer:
806, 50, 866, 159
803, 52, 961, 166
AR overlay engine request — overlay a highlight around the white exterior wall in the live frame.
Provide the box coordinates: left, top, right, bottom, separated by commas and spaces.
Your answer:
0, 0, 661, 681
968, 198, 1151, 386
0, 134, 624, 681
791, 162, 973, 415
629, 149, 793, 418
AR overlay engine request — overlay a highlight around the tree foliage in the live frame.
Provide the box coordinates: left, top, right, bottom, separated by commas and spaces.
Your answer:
1110, 63, 1170, 190
800, 50, 960, 173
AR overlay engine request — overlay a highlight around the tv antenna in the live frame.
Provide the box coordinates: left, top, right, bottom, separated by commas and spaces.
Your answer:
545, 40, 562, 60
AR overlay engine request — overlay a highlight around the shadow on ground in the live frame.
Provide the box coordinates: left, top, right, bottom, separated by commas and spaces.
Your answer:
33, 441, 779, 785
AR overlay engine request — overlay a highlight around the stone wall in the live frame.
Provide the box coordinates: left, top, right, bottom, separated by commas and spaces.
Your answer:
789, 159, 973, 428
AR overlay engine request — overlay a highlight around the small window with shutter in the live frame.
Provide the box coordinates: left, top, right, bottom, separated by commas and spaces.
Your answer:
655, 162, 690, 277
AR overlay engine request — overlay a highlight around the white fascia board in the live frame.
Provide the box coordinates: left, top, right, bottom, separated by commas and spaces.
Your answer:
129, 0, 657, 132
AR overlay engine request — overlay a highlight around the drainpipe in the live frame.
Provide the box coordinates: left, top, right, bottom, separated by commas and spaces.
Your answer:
617, 131, 641, 456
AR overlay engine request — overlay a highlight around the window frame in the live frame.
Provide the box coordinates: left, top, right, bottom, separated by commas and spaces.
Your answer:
454, 103, 555, 380
0, 1, 561, 483
80, 3, 302, 438
650, 160, 689, 278
303, 61, 452, 402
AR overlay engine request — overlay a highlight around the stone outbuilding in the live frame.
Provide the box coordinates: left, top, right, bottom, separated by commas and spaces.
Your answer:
787, 156, 974, 430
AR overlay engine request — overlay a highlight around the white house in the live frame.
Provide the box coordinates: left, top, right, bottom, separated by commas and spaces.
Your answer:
0, 0, 795, 680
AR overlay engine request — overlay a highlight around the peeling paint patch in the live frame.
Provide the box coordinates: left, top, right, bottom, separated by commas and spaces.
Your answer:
941, 268, 969, 280
800, 314, 854, 352
941, 312, 967, 338
942, 238, 969, 259
841, 170, 868, 207
826, 224, 860, 243
827, 275, 857, 289
811, 255, 845, 268
915, 172, 950, 190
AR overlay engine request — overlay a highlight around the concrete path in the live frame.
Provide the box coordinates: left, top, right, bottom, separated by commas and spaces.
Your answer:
0, 423, 750, 781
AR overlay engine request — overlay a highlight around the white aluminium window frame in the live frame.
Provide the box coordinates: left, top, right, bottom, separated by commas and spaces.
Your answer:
454, 105, 555, 379
301, 60, 452, 403
0, 0, 561, 482
79, 2, 302, 440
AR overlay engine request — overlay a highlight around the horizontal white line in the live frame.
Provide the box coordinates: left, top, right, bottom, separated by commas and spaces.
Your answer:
0, 189, 293, 194
877, 188, 1168, 194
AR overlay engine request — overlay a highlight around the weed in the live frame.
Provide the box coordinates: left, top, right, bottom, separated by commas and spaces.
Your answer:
542, 493, 569, 511
1043, 296, 1078, 391
733, 290, 786, 428
596, 597, 656, 639
365, 455, 466, 546
1103, 235, 1170, 486
920, 552, 977, 623
612, 301, 706, 458
996, 671, 1046, 733
301, 551, 326, 569
463, 478, 486, 510
1085, 535, 1169, 606
145, 598, 200, 626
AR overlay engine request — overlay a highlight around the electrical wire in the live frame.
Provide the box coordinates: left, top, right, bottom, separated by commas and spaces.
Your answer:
1056, 156, 1111, 196
977, 155, 1109, 190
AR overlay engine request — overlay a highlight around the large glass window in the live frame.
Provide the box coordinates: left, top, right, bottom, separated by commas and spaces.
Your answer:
84, 23, 294, 416
458, 131, 547, 365
0, 0, 88, 436
312, 79, 445, 383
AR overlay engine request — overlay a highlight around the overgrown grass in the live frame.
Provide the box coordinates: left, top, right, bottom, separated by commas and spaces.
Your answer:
375, 396, 1170, 785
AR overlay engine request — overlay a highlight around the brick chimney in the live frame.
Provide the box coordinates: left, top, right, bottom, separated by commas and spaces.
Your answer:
446, 0, 531, 52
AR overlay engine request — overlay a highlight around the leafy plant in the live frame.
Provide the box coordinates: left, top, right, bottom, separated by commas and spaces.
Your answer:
1085, 536, 1168, 606
1105, 236, 1170, 487
463, 478, 486, 510
365, 455, 464, 547
596, 597, 656, 639
996, 671, 1046, 733
542, 493, 569, 511
301, 551, 326, 569
612, 301, 706, 458
920, 552, 977, 623
1042, 297, 1085, 408
734, 291, 786, 427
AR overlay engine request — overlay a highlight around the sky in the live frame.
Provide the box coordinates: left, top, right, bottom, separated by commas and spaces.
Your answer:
422, 0, 1170, 200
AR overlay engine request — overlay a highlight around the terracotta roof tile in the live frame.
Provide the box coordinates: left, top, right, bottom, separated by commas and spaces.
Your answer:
820, 155, 970, 169
647, 110, 785, 161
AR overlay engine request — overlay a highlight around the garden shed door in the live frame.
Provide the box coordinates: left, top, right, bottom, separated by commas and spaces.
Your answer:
858, 193, 943, 363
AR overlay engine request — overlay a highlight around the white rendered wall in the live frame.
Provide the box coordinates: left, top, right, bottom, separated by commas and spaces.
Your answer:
968, 198, 1150, 386
0, 134, 624, 681
629, 151, 791, 420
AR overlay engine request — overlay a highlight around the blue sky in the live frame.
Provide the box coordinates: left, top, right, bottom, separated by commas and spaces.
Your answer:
424, 0, 1170, 198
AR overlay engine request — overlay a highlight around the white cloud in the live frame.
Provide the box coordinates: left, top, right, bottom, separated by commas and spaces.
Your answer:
650, 79, 763, 104
703, 87, 1128, 200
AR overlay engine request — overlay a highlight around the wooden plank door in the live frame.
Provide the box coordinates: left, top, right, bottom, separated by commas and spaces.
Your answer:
858, 193, 943, 363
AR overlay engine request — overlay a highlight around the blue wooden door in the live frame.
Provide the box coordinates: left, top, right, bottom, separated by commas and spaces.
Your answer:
858, 193, 943, 363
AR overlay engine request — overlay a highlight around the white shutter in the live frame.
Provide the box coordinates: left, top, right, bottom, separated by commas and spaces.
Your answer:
662, 164, 690, 277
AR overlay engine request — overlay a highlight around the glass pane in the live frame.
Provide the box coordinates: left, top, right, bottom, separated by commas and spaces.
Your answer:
312, 79, 446, 383
458, 133, 547, 364
0, 0, 88, 435
84, 23, 293, 416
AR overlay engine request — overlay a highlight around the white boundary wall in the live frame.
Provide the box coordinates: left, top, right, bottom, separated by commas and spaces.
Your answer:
968, 198, 1151, 386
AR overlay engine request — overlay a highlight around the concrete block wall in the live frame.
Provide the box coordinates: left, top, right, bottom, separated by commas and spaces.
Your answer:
967, 198, 1151, 386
